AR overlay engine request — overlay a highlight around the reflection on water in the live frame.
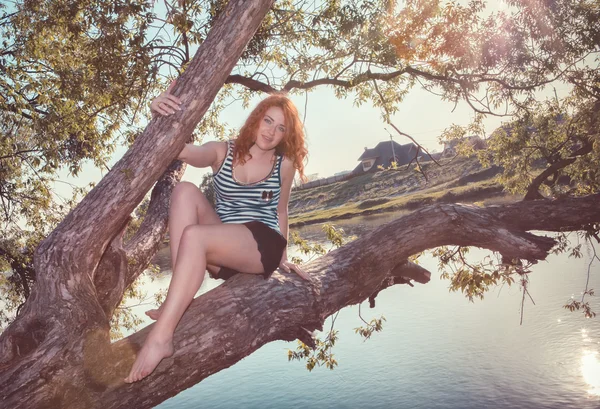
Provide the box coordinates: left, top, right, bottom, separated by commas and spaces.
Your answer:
582, 350, 600, 396
581, 328, 600, 397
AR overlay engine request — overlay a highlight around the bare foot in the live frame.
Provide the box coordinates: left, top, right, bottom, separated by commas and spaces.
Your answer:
124, 336, 174, 383
145, 305, 163, 320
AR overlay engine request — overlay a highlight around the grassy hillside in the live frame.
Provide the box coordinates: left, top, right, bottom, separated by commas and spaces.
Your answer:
289, 156, 514, 226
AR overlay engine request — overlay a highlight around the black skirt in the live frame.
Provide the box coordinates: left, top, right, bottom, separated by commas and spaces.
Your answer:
210, 221, 287, 280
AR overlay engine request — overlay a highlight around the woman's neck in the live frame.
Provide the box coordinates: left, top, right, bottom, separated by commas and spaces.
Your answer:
248, 143, 276, 160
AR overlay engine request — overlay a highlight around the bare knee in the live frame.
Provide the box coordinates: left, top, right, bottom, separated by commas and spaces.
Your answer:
173, 182, 212, 205
172, 181, 200, 202
180, 225, 208, 247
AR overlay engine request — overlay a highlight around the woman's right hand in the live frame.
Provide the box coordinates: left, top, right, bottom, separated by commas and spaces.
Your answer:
150, 80, 182, 116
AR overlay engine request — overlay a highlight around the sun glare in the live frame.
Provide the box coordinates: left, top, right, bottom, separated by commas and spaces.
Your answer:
581, 350, 600, 396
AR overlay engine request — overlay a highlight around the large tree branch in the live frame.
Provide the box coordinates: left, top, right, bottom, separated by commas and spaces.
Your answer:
224, 63, 560, 118
225, 63, 560, 95
225, 73, 277, 93
93, 160, 186, 318
107, 194, 599, 408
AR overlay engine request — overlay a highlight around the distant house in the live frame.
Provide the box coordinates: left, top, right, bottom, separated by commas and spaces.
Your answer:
352, 140, 426, 174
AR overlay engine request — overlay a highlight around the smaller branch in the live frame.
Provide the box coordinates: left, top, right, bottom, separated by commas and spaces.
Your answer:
153, 59, 183, 74
370, 78, 441, 176
0, 149, 43, 161
225, 74, 277, 93
250, 71, 272, 86
582, 237, 599, 303
520, 276, 527, 325
357, 303, 369, 326
388, 122, 442, 167
524, 140, 593, 201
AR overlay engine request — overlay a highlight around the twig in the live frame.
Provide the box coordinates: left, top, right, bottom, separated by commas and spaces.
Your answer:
582, 236, 599, 303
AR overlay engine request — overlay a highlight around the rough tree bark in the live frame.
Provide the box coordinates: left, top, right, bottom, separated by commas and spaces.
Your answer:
1, 2, 599, 409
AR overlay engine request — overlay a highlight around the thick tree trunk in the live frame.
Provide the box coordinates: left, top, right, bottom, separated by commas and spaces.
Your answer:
0, 1, 599, 407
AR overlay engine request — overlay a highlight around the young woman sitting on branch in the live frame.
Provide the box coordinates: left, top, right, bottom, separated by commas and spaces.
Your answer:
124, 82, 310, 383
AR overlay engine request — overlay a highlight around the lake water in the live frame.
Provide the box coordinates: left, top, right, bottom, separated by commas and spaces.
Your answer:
137, 211, 600, 409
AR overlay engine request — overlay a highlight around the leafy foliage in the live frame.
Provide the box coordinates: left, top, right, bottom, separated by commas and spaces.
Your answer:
557, 226, 600, 319
434, 246, 526, 302
1, 1, 158, 228
288, 223, 348, 265
354, 307, 386, 341
0, 1, 160, 324
434, 229, 599, 322
389, 0, 600, 112
468, 98, 600, 199
422, 0, 600, 200
288, 329, 339, 371
564, 290, 596, 319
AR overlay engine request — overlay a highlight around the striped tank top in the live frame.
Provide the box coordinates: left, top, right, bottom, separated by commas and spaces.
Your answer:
213, 140, 283, 232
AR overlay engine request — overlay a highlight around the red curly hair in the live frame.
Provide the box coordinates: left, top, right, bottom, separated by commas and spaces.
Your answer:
233, 94, 308, 182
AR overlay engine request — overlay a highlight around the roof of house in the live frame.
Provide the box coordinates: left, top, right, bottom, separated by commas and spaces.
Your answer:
358, 147, 380, 160
357, 141, 411, 161
352, 140, 426, 174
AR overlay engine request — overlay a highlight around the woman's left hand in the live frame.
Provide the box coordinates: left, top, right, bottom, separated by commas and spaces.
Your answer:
280, 260, 310, 281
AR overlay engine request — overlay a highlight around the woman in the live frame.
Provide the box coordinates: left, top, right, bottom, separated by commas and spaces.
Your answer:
124, 83, 309, 383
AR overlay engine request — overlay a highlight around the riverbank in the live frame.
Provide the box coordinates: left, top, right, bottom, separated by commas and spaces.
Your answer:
289, 155, 518, 227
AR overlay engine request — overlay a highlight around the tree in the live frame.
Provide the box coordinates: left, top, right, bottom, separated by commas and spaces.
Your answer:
0, 0, 161, 325
0, 0, 599, 407
1, 155, 598, 408
3, 0, 599, 317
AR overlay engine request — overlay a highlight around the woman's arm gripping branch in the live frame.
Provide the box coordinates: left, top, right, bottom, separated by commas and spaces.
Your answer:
150, 81, 225, 170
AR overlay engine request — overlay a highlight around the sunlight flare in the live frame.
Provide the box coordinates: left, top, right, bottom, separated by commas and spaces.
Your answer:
581, 350, 600, 396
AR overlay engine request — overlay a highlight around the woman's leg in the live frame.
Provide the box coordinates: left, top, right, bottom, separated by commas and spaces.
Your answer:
146, 181, 221, 320
169, 181, 221, 266
124, 223, 264, 383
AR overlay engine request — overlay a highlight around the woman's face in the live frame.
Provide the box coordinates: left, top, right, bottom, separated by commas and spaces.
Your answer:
255, 106, 286, 152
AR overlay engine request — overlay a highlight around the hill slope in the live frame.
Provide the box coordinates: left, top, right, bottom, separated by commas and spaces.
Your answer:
289, 156, 508, 226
